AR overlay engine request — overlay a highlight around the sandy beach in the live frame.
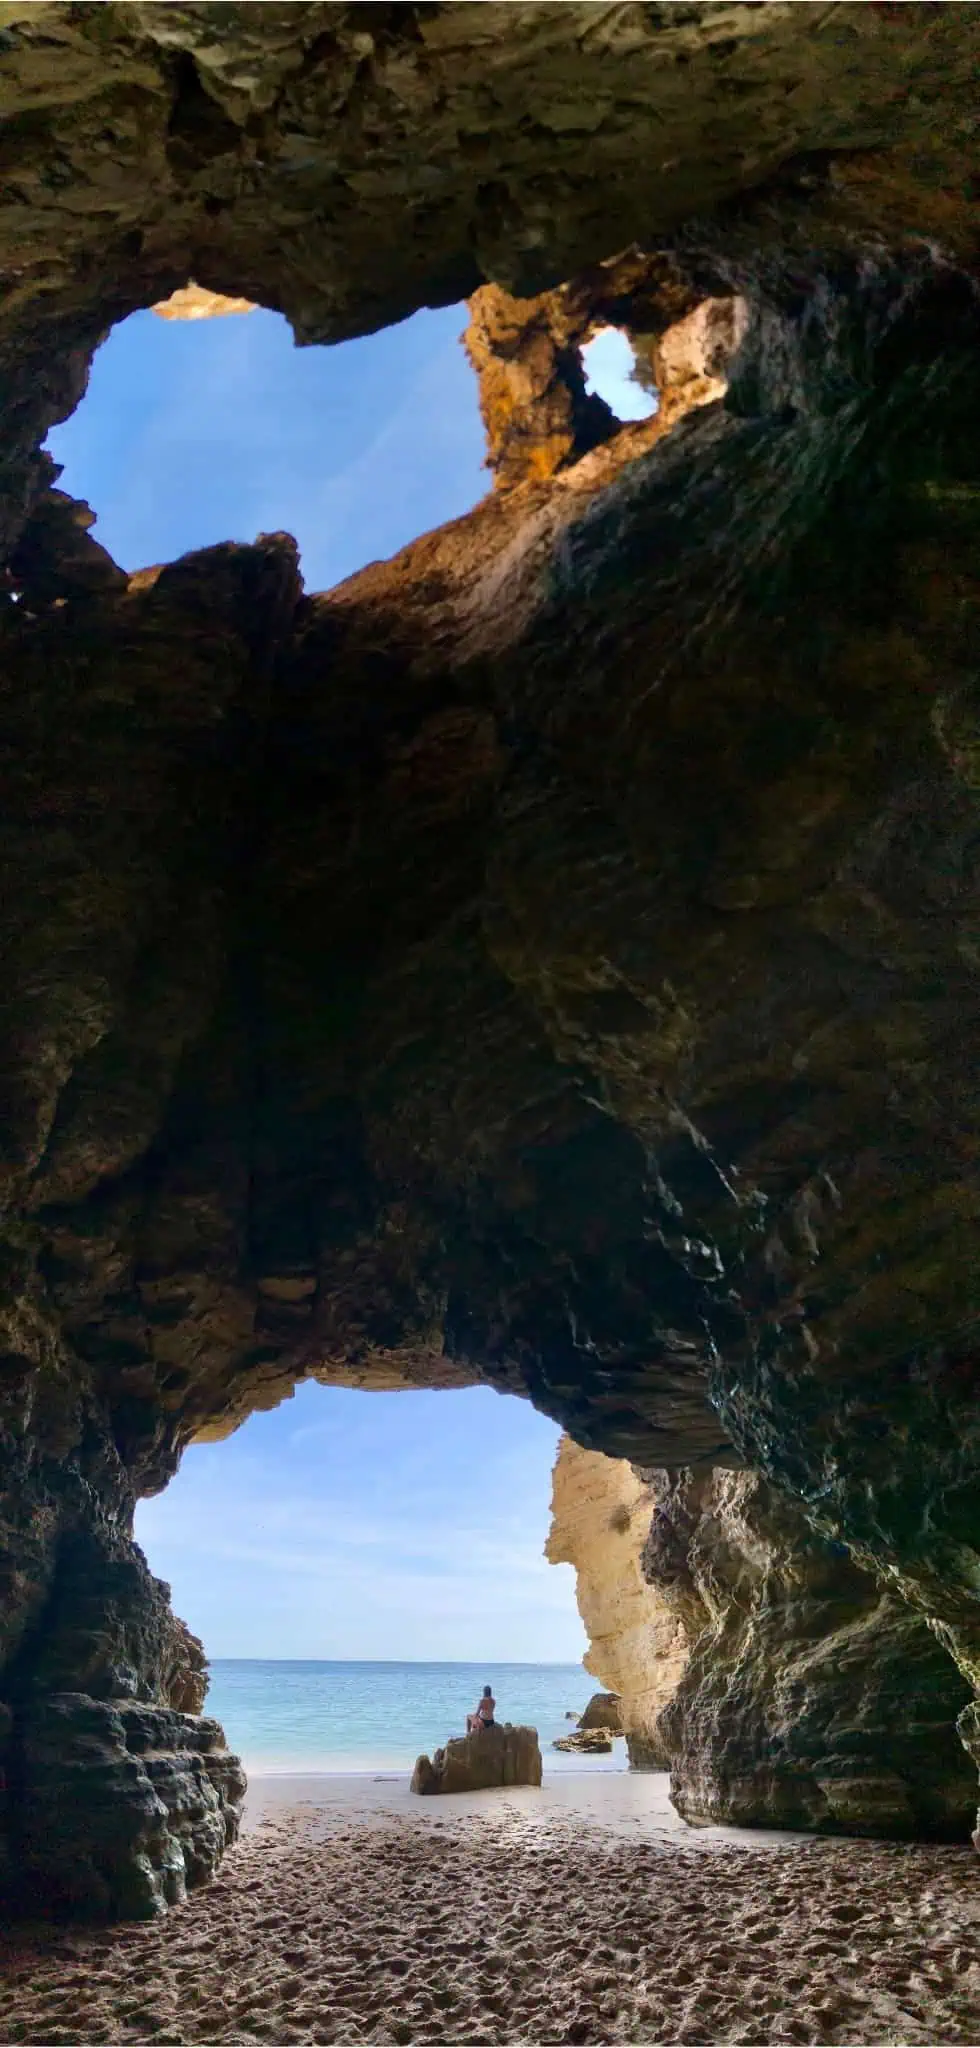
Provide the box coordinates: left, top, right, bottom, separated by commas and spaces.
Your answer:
2, 1772, 980, 2046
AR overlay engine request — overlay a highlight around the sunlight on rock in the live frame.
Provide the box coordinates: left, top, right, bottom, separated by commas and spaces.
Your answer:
5, 18, 980, 2038
152, 281, 257, 321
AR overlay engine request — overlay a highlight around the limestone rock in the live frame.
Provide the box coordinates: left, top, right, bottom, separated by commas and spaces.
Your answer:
4, 6, 980, 554
553, 1729, 613, 1755
7, 473, 128, 606
6, 242, 980, 1876
625, 1735, 672, 1773
0, 1383, 240, 1913
578, 1693, 622, 1734
547, 1439, 686, 1768
13, 1694, 245, 1919
648, 1472, 977, 1841
550, 1436, 977, 1830
166, 1617, 209, 1718
465, 259, 745, 490
4, 0, 980, 1913
152, 283, 255, 321
411, 1725, 542, 1796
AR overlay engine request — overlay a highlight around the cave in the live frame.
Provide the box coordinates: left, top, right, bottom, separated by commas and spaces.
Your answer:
3, 0, 980, 1936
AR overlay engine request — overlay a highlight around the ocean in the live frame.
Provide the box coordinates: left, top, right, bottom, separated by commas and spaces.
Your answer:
205, 1659, 626, 1776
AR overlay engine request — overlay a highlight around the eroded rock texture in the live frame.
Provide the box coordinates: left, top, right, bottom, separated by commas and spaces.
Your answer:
649, 1470, 977, 1839
18, 1697, 245, 1920
5, 2, 980, 556
578, 1694, 622, 1735
3, 0, 980, 1910
547, 1438, 683, 1769
0, 1454, 245, 1917
412, 1725, 542, 1795
152, 283, 256, 322
551, 1438, 976, 1833
466, 258, 743, 488
553, 1729, 613, 1755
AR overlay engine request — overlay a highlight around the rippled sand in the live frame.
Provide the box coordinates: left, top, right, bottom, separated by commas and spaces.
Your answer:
2, 1773, 980, 2045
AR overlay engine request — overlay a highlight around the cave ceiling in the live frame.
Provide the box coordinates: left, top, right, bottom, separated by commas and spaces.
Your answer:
1, 0, 980, 1662
2, 1, 980, 550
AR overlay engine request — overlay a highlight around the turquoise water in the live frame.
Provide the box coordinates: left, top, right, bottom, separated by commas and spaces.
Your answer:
205, 1660, 626, 1776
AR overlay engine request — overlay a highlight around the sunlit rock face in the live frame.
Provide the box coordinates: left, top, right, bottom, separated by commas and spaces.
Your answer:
546, 1438, 685, 1769
577, 1694, 622, 1734
152, 282, 256, 321
3, 0, 980, 1914
465, 261, 746, 489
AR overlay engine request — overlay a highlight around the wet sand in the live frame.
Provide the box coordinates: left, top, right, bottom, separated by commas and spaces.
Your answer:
2, 1771, 980, 2045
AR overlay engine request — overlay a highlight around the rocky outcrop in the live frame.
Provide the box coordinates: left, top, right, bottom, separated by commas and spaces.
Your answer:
553, 1729, 613, 1756
549, 1439, 977, 1833
646, 1471, 977, 1839
547, 1440, 686, 1770
0, 1440, 245, 1915
412, 1726, 542, 1795
14, 1697, 245, 1920
578, 1694, 622, 1734
152, 284, 256, 322
3, 0, 980, 1910
465, 259, 745, 489
6, 461, 128, 605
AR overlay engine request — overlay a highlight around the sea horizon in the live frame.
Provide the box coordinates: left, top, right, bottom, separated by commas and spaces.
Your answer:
210, 1655, 583, 1666
204, 1655, 625, 1777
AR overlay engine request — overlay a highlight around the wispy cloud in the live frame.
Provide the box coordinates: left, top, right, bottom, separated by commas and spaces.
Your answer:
47, 302, 486, 590
136, 1383, 585, 1662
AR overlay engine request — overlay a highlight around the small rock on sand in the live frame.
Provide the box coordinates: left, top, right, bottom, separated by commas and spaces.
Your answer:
553, 1729, 614, 1754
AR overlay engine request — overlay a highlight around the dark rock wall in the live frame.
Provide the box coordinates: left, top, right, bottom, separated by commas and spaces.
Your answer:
0, 535, 298, 1913
0, 1381, 244, 1919
548, 1436, 977, 1835
17, 1696, 245, 1920
2, 0, 980, 1911
643, 1472, 977, 1840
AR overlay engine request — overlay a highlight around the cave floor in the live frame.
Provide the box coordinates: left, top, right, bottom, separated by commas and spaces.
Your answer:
2, 1775, 980, 2045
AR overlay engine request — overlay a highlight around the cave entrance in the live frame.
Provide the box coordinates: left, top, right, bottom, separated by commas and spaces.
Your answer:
133, 1380, 608, 1778
580, 326, 659, 424
43, 296, 488, 590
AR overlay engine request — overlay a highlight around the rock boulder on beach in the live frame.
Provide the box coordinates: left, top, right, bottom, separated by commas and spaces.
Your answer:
411, 1724, 542, 1795
553, 1729, 614, 1755
578, 1693, 622, 1733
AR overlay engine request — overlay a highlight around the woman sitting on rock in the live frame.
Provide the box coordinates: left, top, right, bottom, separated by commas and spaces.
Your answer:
467, 1684, 496, 1734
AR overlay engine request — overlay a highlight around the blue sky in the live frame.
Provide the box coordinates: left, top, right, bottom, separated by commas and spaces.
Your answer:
136, 1382, 585, 1662
45, 296, 629, 1661
46, 302, 490, 587
582, 327, 656, 423
46, 307, 650, 587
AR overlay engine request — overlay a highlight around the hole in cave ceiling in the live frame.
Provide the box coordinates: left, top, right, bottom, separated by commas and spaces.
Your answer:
580, 326, 659, 424
42, 297, 489, 593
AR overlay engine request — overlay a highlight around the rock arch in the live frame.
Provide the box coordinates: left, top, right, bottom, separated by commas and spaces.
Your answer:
3, 2, 980, 1912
